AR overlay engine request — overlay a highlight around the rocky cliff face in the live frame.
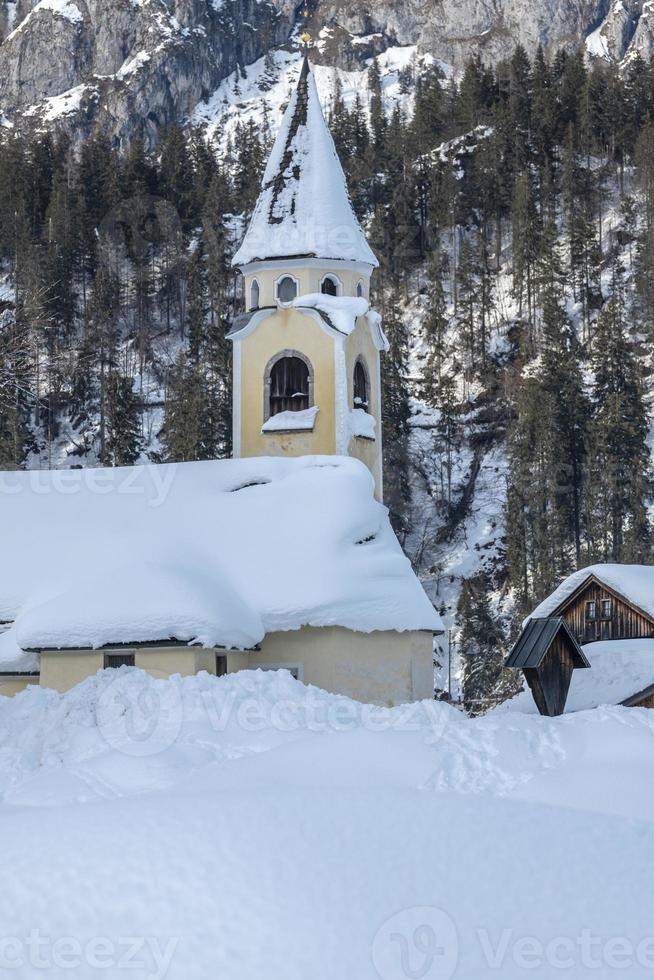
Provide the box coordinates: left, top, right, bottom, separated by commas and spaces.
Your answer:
0, 0, 651, 145
312, 0, 608, 69
0, 0, 294, 145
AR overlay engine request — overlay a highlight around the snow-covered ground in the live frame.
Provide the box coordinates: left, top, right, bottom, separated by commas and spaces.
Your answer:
191, 45, 431, 145
1, 668, 654, 979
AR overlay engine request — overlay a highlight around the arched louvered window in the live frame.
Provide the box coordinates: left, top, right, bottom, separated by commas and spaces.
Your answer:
321, 275, 339, 296
277, 275, 298, 304
353, 358, 369, 410
250, 279, 260, 310
269, 355, 311, 416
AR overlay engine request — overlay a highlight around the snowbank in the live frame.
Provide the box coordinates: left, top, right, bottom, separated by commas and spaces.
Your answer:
502, 637, 654, 713
0, 669, 653, 979
0, 457, 441, 659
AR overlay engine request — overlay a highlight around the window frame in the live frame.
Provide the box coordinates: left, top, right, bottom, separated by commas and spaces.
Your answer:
275, 274, 299, 306
585, 600, 597, 622
104, 652, 136, 670
320, 273, 342, 297
250, 278, 260, 311
263, 349, 314, 423
356, 279, 366, 299
600, 599, 613, 621
353, 356, 370, 411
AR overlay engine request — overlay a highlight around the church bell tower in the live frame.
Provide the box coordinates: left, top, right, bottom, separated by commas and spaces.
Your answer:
229, 53, 388, 499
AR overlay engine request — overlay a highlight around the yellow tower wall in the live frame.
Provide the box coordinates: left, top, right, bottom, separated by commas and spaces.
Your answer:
236, 307, 338, 459
234, 262, 383, 499
243, 264, 370, 310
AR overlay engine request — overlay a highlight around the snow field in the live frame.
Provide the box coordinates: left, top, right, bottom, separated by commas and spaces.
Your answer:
0, 668, 653, 977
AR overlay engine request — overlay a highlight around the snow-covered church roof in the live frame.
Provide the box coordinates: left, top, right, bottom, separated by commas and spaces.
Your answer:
232, 58, 378, 269
0, 457, 441, 665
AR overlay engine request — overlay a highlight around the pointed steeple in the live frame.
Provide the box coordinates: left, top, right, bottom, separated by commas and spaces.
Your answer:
232, 58, 378, 269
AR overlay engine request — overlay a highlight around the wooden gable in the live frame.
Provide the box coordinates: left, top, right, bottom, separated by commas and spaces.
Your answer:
552, 575, 654, 645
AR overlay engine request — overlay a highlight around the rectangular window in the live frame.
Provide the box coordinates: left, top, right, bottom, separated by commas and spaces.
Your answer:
216, 655, 228, 677
586, 601, 597, 622
104, 653, 135, 669
601, 599, 613, 620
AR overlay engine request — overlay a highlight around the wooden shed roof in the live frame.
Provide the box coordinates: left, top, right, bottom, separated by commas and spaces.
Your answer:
506, 618, 590, 670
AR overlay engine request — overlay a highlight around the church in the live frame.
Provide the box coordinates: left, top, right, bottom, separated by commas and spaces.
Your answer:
0, 55, 442, 706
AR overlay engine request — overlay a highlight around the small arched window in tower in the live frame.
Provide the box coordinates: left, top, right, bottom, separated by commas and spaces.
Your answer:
321, 275, 339, 297
356, 280, 365, 299
250, 278, 260, 310
353, 358, 369, 411
269, 355, 311, 416
277, 275, 298, 304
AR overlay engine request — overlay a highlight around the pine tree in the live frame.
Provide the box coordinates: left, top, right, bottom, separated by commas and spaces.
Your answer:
105, 370, 142, 466
160, 352, 203, 462
585, 297, 651, 562
512, 171, 540, 321
459, 574, 513, 713
382, 290, 412, 534
420, 251, 449, 401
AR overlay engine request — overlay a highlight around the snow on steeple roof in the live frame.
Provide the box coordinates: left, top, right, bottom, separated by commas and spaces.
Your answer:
232, 58, 378, 269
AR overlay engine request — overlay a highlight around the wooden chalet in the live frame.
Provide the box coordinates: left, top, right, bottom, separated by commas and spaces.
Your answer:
507, 566, 654, 716
551, 573, 654, 646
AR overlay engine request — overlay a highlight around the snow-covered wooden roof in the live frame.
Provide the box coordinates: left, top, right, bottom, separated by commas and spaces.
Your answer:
527, 564, 654, 625
0, 457, 441, 662
232, 58, 378, 269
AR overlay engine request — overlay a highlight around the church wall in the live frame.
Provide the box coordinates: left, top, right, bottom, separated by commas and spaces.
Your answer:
238, 307, 338, 459
0, 675, 39, 696
252, 626, 434, 706
345, 318, 383, 498
35, 629, 434, 706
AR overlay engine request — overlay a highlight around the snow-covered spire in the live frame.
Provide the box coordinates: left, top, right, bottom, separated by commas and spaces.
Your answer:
232, 58, 378, 269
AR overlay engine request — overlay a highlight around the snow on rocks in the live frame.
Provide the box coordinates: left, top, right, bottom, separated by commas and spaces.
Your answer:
261, 406, 319, 433
6, 0, 83, 39
0, 457, 441, 661
23, 83, 89, 122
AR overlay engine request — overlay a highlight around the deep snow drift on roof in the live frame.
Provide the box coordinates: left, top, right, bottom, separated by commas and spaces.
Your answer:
526, 563, 654, 624
232, 58, 378, 268
0, 456, 442, 656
